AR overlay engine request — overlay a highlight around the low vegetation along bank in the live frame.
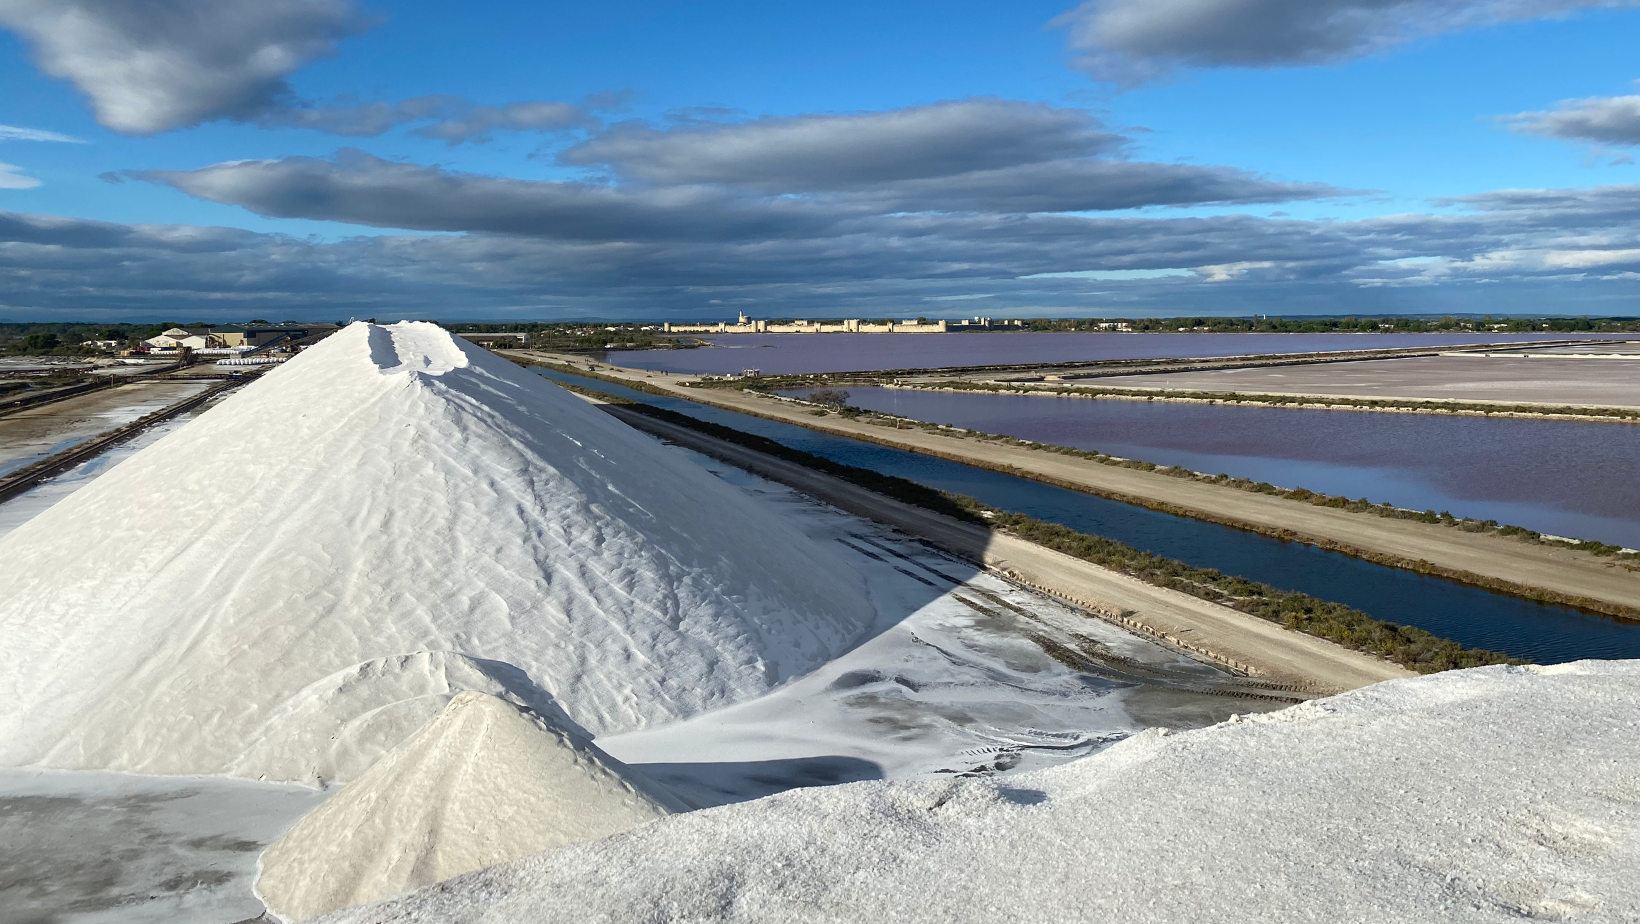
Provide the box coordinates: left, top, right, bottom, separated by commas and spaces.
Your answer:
819, 407, 1640, 620
545, 373, 1515, 674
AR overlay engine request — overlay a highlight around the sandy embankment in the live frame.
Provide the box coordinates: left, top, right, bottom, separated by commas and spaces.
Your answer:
511, 350, 1640, 621
598, 402, 1410, 693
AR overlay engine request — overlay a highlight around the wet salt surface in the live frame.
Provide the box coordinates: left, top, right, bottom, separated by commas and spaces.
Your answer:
609, 332, 1627, 376
603, 447, 1280, 808
0, 399, 224, 542
0, 769, 326, 924
0, 381, 212, 478
833, 386, 1640, 550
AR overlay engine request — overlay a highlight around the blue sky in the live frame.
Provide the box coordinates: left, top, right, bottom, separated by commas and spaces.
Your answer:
1, 0, 1638, 320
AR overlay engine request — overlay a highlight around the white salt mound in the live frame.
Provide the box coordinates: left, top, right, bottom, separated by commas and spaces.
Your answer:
321, 661, 1640, 924
257, 691, 685, 922
0, 321, 873, 782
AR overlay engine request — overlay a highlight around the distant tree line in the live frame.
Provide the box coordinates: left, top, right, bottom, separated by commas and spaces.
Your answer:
0, 319, 333, 356
0, 323, 174, 356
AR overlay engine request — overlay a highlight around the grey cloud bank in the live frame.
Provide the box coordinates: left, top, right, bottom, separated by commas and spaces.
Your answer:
136, 152, 856, 242
138, 97, 1344, 235
259, 95, 609, 144
1508, 91, 1640, 146
555, 100, 1342, 212
4, 179, 1638, 319
1055, 0, 1640, 80
561, 100, 1127, 188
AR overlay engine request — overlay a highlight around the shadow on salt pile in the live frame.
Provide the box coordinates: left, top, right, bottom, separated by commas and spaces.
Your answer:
632, 755, 884, 807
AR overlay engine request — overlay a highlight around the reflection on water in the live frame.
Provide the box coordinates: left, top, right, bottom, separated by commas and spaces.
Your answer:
536, 368, 1640, 664
833, 387, 1640, 550
609, 332, 1626, 376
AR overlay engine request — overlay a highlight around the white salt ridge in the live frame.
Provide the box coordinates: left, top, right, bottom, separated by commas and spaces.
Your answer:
257, 691, 684, 922
322, 661, 1640, 924
0, 322, 873, 782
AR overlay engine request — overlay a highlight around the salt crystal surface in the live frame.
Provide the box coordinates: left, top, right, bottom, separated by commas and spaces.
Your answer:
321, 660, 1640, 924
257, 691, 685, 921
0, 322, 874, 782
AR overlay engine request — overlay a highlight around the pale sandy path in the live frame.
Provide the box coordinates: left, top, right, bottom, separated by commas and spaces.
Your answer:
511, 350, 1640, 620
602, 402, 1410, 693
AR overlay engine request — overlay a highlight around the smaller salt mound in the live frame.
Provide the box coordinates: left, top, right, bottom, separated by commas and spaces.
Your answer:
257, 692, 686, 923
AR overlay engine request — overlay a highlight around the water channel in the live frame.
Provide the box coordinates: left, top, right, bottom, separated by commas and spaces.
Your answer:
535, 368, 1640, 664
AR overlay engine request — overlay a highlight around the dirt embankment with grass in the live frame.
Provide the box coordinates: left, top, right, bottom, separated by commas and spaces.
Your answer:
507, 350, 1640, 622
583, 396, 1425, 692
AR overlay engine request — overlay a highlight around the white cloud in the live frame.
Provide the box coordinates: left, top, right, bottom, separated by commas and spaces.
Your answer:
1543, 247, 1640, 268
0, 163, 42, 189
1197, 260, 1278, 281
1054, 0, 1640, 82
0, 124, 84, 143
0, 0, 369, 134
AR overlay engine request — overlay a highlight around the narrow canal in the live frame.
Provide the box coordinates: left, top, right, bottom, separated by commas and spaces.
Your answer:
536, 368, 1640, 664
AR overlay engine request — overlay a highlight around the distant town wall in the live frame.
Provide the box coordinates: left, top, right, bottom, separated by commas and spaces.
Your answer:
662, 316, 1029, 334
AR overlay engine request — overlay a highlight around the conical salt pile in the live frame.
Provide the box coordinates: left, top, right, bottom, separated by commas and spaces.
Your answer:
256, 691, 686, 921
0, 322, 873, 781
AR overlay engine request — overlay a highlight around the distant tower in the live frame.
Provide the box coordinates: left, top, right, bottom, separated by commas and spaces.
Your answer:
738, 312, 750, 326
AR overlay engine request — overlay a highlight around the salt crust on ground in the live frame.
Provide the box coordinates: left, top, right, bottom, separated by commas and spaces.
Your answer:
324, 661, 1640, 924
257, 692, 685, 922
0, 768, 326, 924
0, 322, 873, 782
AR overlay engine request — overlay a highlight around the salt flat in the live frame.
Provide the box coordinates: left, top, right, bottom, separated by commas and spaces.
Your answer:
0, 380, 210, 477
0, 400, 219, 542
